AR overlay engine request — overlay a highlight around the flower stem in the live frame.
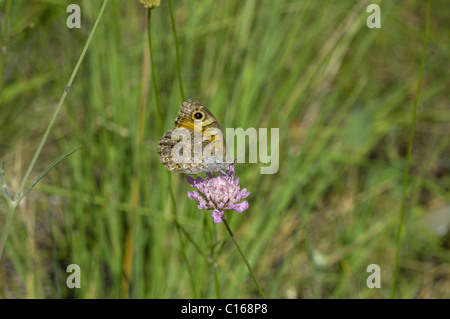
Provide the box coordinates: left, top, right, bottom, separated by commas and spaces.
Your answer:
168, 0, 185, 101
147, 9, 163, 128
222, 217, 265, 299
174, 217, 208, 259
205, 214, 221, 298
147, 6, 198, 298
168, 172, 198, 297
390, 0, 431, 298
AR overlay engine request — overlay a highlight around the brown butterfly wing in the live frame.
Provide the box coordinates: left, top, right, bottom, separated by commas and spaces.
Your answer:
158, 99, 230, 174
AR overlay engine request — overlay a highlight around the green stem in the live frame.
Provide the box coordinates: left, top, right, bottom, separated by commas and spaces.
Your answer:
167, 171, 198, 297
147, 7, 197, 298
174, 217, 208, 259
0, 163, 11, 203
0, 0, 12, 96
213, 262, 221, 298
205, 214, 221, 298
48, 207, 61, 298
14, 0, 109, 202
222, 217, 265, 299
0, 0, 109, 263
147, 9, 163, 128
173, 208, 198, 298
390, 0, 430, 299
168, 0, 185, 101
0, 205, 14, 261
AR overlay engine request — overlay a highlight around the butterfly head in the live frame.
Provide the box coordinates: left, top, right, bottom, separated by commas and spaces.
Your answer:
174, 99, 220, 132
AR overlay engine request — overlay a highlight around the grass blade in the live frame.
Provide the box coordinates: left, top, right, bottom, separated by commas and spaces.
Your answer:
16, 145, 82, 204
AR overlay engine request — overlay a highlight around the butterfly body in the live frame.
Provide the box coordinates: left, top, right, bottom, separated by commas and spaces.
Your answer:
158, 99, 232, 174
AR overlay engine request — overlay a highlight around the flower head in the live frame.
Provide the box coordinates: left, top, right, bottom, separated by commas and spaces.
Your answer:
140, 0, 160, 9
186, 165, 250, 223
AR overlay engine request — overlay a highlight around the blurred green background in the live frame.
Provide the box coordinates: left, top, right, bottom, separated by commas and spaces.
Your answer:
0, 0, 449, 298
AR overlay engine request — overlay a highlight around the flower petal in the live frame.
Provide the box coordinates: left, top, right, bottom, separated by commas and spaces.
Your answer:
187, 190, 201, 200
239, 188, 250, 199
187, 176, 205, 189
227, 165, 235, 177
198, 201, 209, 210
186, 175, 196, 187
212, 209, 224, 223
231, 200, 249, 213
188, 191, 208, 210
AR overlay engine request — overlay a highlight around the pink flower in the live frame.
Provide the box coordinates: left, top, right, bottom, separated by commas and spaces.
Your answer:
186, 165, 250, 223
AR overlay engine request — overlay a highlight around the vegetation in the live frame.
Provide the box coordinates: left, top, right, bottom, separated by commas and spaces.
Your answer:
0, 0, 448, 298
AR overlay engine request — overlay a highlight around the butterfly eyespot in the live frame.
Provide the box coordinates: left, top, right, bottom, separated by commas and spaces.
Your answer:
194, 112, 203, 120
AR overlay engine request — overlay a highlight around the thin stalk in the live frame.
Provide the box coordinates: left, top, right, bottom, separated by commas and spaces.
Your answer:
213, 257, 221, 298
222, 217, 265, 299
0, 0, 12, 96
167, 1, 217, 297
168, 0, 185, 101
121, 13, 152, 298
14, 0, 109, 202
390, 0, 431, 299
0, 0, 109, 263
174, 217, 208, 259
48, 207, 61, 298
0, 205, 14, 261
0, 163, 11, 202
147, 7, 197, 298
167, 171, 198, 297
147, 9, 163, 128
205, 214, 221, 298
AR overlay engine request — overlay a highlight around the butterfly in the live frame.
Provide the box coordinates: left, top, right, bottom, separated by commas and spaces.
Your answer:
158, 99, 233, 174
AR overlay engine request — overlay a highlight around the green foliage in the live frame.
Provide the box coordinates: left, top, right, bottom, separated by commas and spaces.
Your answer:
0, 0, 448, 298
